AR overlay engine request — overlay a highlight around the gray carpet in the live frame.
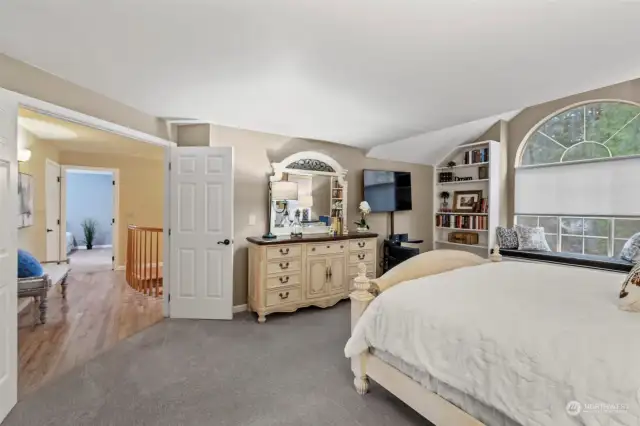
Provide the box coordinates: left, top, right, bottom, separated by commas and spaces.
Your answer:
6, 301, 430, 426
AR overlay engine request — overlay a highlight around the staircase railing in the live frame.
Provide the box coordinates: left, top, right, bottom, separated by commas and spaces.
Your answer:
126, 225, 163, 297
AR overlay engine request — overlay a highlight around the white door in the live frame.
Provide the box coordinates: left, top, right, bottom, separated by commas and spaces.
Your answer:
45, 159, 60, 262
169, 146, 234, 319
0, 91, 18, 421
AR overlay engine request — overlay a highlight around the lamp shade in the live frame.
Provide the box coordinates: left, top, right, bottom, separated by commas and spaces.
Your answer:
272, 181, 298, 201
298, 195, 314, 208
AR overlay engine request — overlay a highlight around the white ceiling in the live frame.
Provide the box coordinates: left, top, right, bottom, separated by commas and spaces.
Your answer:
1, 0, 640, 153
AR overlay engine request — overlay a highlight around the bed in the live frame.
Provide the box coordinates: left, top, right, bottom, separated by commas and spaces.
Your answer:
345, 256, 640, 426
65, 231, 75, 255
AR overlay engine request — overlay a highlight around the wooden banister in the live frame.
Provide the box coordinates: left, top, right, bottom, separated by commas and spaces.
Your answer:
126, 225, 163, 297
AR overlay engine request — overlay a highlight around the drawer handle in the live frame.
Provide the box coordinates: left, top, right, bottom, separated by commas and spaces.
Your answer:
279, 248, 290, 255
311, 247, 316, 251
279, 291, 290, 300
279, 262, 290, 270
326, 245, 330, 248
358, 253, 366, 260
340, 245, 344, 249
358, 241, 366, 248
278, 276, 290, 284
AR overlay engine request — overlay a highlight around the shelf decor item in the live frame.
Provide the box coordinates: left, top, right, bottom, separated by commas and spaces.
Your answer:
355, 201, 371, 232
453, 190, 482, 213
440, 191, 450, 211
448, 231, 479, 245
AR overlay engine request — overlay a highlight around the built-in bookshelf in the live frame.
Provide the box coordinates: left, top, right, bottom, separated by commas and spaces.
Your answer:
433, 140, 500, 258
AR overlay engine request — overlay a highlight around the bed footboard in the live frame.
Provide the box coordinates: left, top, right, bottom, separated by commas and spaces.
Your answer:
350, 263, 376, 394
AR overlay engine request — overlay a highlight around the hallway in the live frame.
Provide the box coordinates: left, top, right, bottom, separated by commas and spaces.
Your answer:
18, 268, 164, 397
68, 247, 113, 273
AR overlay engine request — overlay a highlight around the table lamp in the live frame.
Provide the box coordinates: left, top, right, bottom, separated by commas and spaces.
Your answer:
263, 181, 298, 239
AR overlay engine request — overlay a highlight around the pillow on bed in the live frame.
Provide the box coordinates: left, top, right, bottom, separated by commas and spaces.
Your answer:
371, 249, 488, 293
619, 232, 640, 263
515, 225, 551, 251
619, 263, 640, 312
496, 226, 518, 249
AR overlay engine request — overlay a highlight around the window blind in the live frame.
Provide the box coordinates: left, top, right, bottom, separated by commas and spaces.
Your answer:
515, 157, 640, 216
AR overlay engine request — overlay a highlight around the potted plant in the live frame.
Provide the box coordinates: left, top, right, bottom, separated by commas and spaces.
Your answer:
354, 201, 371, 232
81, 218, 98, 250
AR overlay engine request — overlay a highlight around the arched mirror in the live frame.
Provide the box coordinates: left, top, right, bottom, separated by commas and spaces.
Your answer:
268, 151, 348, 237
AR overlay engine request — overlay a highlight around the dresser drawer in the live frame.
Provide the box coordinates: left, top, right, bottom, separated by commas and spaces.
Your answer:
267, 259, 301, 274
266, 288, 302, 307
266, 273, 301, 289
266, 245, 301, 260
307, 242, 346, 256
348, 262, 375, 277
349, 250, 375, 264
349, 239, 376, 251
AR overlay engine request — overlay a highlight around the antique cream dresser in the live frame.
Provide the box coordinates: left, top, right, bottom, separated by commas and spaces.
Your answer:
247, 233, 378, 322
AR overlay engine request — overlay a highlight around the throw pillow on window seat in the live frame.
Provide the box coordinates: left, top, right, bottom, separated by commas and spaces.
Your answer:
17, 249, 44, 278
619, 263, 640, 312
496, 226, 518, 249
514, 225, 551, 252
620, 232, 640, 263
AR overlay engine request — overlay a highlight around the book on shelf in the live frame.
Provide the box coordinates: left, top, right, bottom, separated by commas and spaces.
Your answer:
435, 213, 488, 230
463, 147, 489, 165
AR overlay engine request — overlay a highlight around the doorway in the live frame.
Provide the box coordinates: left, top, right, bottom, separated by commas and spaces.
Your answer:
63, 167, 117, 273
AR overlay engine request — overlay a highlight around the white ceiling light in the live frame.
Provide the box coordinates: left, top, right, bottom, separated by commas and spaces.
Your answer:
17, 148, 31, 162
18, 117, 78, 140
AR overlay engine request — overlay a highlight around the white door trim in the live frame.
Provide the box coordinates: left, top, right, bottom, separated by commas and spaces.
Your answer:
4, 87, 176, 321
44, 158, 61, 262
60, 165, 119, 268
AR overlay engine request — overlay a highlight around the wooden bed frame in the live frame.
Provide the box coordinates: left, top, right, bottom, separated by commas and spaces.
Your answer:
349, 252, 503, 426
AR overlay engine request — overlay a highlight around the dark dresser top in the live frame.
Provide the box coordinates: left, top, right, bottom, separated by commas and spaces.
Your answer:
247, 232, 379, 246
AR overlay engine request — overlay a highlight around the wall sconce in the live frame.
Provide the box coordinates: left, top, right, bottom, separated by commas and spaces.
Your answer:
18, 149, 32, 163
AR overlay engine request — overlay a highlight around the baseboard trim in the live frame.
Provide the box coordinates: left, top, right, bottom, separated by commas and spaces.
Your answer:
233, 304, 247, 314
115, 265, 126, 271
114, 262, 162, 272
77, 245, 113, 250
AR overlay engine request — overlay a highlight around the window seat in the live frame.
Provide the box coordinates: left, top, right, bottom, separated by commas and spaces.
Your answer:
498, 249, 634, 273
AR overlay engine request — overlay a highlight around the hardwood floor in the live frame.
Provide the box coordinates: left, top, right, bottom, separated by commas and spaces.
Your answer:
18, 268, 164, 398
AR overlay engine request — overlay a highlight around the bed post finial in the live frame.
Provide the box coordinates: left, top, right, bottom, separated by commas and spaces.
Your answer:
490, 245, 502, 262
350, 263, 375, 395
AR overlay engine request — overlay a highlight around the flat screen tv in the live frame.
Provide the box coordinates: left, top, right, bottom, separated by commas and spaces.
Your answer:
363, 170, 412, 212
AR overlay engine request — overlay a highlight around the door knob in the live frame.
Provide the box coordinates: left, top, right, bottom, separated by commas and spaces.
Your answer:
217, 239, 231, 245
46, 228, 54, 233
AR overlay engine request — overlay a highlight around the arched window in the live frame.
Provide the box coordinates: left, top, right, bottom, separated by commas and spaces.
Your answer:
515, 101, 640, 257
520, 101, 640, 166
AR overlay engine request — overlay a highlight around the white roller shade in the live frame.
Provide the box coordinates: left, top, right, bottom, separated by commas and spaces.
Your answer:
515, 158, 640, 216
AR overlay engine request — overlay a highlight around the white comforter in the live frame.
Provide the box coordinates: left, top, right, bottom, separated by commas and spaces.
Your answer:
345, 261, 640, 426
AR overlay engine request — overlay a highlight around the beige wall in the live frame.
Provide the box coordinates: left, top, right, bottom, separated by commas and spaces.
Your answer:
59, 151, 165, 267
17, 128, 60, 260
207, 125, 433, 305
506, 78, 640, 224
0, 54, 168, 139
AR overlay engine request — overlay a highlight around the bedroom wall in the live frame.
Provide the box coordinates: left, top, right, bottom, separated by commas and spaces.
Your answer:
203, 124, 433, 306
65, 172, 114, 246
506, 77, 640, 225
59, 151, 165, 267
17, 127, 60, 260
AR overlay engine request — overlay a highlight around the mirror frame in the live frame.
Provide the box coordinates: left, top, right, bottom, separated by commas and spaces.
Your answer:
269, 151, 348, 236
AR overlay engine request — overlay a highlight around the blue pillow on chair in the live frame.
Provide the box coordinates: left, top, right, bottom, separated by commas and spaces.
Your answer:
17, 249, 44, 278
